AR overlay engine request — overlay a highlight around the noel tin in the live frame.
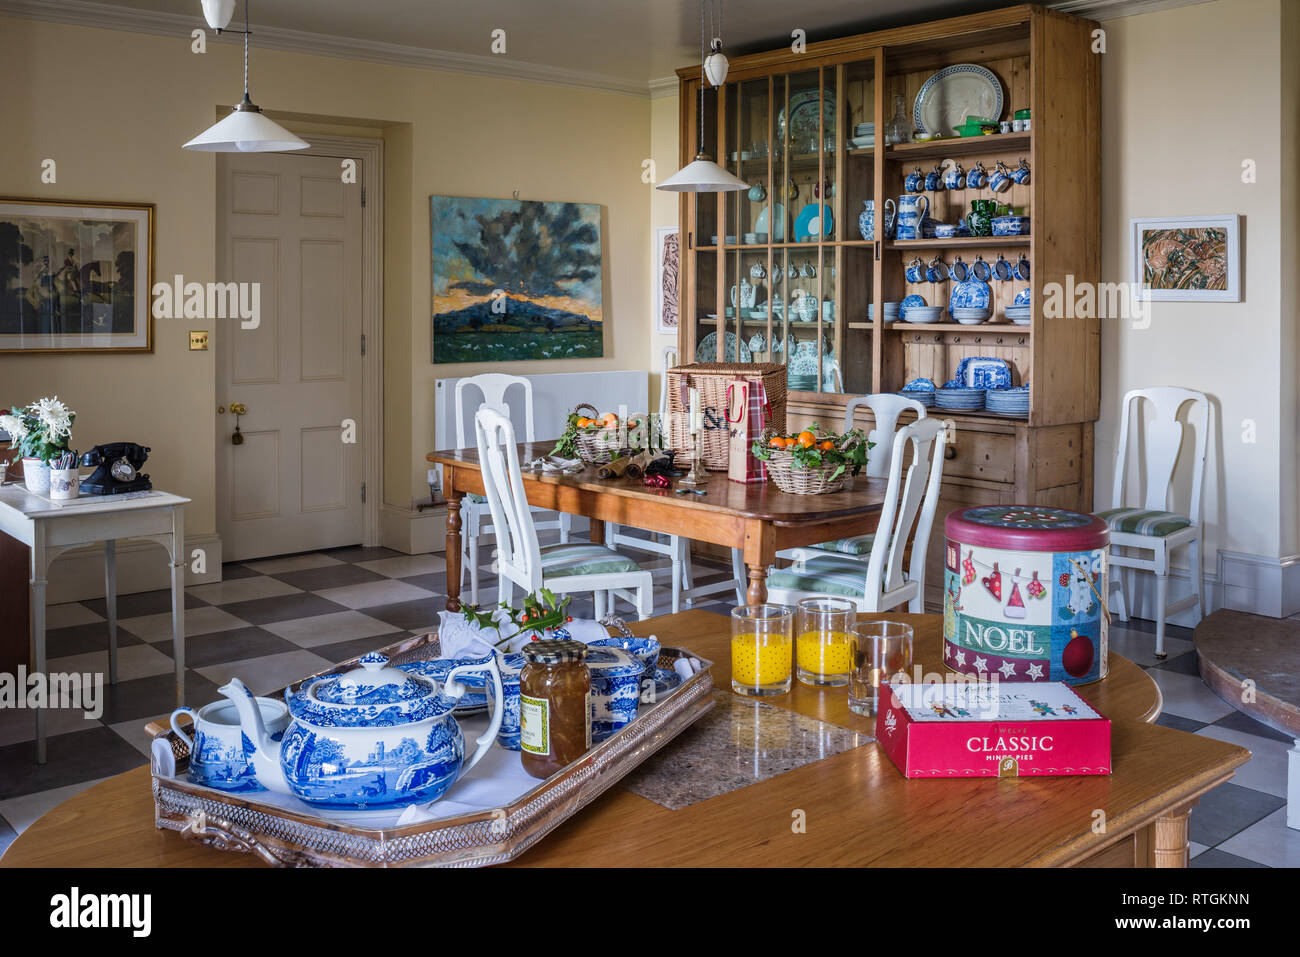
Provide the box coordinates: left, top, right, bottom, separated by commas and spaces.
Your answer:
943, 506, 1109, 685
875, 680, 1111, 778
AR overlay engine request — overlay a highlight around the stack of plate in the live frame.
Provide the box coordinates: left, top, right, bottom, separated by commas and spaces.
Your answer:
900, 389, 936, 408
951, 307, 991, 325
1004, 305, 1031, 325
867, 301, 900, 320
985, 386, 1029, 416
935, 386, 986, 411
789, 374, 818, 391
851, 122, 875, 148
903, 305, 943, 323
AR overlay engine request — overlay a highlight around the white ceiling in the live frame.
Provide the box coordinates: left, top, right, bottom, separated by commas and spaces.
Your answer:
0, 0, 1195, 91
12, 0, 1020, 84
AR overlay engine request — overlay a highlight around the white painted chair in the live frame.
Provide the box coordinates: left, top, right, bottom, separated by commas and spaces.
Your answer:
604, 346, 746, 610
780, 392, 927, 564
454, 373, 570, 604
475, 408, 654, 619
1095, 387, 1210, 657
766, 417, 949, 613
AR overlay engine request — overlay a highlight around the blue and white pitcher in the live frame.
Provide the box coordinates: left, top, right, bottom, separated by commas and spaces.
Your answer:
858, 199, 896, 241
894, 194, 930, 240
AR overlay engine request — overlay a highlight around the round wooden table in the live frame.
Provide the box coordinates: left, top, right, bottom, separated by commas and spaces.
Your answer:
1, 611, 1227, 869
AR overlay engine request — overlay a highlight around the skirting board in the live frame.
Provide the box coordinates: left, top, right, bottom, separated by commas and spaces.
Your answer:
1217, 550, 1300, 620
45, 533, 221, 605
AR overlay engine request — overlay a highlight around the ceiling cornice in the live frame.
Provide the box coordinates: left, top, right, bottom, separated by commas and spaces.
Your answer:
1048, 0, 1217, 20
0, 0, 651, 97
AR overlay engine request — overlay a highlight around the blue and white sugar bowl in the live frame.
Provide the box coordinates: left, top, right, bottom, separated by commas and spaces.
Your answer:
219, 650, 502, 810
585, 646, 644, 741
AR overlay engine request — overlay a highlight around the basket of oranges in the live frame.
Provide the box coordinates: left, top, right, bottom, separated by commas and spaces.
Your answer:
553, 403, 652, 466
752, 426, 871, 495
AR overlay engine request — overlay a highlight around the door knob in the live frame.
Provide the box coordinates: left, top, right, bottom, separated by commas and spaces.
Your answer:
229, 402, 247, 416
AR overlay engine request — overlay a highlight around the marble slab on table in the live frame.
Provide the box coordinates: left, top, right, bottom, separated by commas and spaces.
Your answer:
621, 689, 871, 810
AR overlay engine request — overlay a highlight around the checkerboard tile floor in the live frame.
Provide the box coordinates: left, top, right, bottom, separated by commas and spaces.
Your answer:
0, 544, 1292, 867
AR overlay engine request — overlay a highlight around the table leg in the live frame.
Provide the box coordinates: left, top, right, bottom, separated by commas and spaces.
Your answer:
104, 540, 118, 686
1151, 802, 1195, 868
743, 520, 775, 606
29, 529, 48, 765
170, 507, 186, 708
445, 479, 463, 611
590, 518, 605, 546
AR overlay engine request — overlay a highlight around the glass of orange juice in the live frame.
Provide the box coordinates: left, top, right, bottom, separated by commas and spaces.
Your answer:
731, 604, 793, 697
795, 596, 857, 686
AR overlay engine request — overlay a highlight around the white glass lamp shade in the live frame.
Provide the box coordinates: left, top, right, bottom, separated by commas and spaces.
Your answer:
656, 153, 748, 192
704, 48, 729, 87
201, 0, 236, 31
183, 105, 310, 152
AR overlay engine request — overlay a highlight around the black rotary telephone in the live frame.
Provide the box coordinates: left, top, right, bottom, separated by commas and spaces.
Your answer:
80, 443, 153, 495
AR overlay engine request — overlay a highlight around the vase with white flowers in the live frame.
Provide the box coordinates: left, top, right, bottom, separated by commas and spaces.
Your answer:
1, 397, 76, 494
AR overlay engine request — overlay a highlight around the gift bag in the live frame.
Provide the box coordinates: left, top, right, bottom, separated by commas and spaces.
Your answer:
727, 376, 771, 483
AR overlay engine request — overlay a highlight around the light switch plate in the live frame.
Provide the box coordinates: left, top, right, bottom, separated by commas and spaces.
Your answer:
189, 330, 209, 351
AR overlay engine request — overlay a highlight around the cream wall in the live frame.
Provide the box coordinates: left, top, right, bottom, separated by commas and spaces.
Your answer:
0, 16, 652, 545
648, 90, 682, 413
1097, 0, 1291, 582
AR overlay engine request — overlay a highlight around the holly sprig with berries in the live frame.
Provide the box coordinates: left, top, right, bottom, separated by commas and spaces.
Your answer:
459, 588, 575, 647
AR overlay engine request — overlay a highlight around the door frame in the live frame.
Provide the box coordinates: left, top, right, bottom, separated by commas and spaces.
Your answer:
216, 133, 384, 550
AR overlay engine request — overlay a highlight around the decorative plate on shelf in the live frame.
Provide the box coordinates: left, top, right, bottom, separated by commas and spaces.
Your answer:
778, 88, 837, 147
898, 293, 927, 321
754, 203, 786, 241
794, 203, 834, 242
949, 279, 991, 313
912, 63, 1004, 137
1014, 287, 1032, 305
903, 377, 937, 393
696, 331, 752, 363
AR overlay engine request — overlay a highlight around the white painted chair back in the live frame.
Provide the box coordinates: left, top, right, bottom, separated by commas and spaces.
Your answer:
1110, 387, 1208, 522
864, 417, 948, 608
843, 393, 928, 479
659, 346, 679, 421
455, 374, 535, 449
474, 408, 542, 594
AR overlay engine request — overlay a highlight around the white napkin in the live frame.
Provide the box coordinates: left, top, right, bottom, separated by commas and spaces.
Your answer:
436, 611, 611, 657
525, 455, 582, 473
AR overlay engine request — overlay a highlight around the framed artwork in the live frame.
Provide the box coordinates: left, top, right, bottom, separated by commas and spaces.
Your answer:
0, 198, 154, 353
654, 225, 679, 334
430, 195, 604, 363
1130, 215, 1241, 302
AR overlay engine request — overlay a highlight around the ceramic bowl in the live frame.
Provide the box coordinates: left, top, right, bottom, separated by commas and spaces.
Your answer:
933, 224, 960, 238
991, 215, 1030, 236
590, 635, 661, 675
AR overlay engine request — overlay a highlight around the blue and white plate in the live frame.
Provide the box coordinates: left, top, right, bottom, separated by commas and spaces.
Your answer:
955, 356, 1012, 390
696, 330, 752, 363
898, 294, 927, 321
1013, 287, 1032, 306
900, 390, 936, 407
913, 63, 1004, 137
653, 667, 683, 697
903, 377, 936, 392
949, 279, 991, 312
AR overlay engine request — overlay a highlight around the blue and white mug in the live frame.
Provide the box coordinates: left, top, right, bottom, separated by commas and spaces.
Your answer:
904, 167, 925, 193
924, 164, 945, 192
1011, 158, 1031, 185
942, 162, 965, 191
947, 256, 970, 282
970, 255, 992, 282
171, 697, 289, 791
965, 161, 988, 190
927, 257, 948, 283
988, 161, 1014, 193
905, 257, 926, 283
1014, 254, 1031, 281
992, 254, 1014, 281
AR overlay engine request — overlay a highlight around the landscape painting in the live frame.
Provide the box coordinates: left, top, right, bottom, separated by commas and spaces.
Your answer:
0, 199, 153, 353
431, 195, 604, 363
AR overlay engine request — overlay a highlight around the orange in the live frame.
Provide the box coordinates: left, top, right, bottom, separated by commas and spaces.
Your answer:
576, 417, 591, 428
768, 436, 787, 448
600, 413, 619, 428
819, 440, 835, 451
797, 430, 816, 448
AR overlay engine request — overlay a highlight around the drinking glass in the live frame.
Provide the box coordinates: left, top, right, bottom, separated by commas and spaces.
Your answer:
795, 597, 857, 686
848, 620, 913, 716
731, 604, 793, 697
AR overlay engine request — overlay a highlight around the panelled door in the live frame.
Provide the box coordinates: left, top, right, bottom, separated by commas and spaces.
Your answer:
215, 152, 365, 561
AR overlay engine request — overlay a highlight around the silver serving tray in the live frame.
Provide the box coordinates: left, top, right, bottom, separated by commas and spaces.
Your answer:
149, 631, 714, 867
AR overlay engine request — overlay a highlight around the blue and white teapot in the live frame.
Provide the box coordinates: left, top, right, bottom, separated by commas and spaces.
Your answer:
219, 651, 502, 810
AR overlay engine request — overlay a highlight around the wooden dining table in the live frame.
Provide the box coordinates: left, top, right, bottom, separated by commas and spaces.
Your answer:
426, 442, 889, 609
0, 610, 1250, 868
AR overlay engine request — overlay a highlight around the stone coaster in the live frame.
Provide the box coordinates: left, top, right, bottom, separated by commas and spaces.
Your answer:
621, 689, 871, 810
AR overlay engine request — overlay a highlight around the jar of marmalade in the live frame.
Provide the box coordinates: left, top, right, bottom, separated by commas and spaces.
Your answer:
519, 638, 591, 779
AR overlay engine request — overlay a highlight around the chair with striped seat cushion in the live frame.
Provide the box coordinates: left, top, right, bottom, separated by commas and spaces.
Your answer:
1095, 507, 1192, 537
539, 542, 641, 578
807, 533, 876, 556
1098, 387, 1210, 658
476, 408, 654, 618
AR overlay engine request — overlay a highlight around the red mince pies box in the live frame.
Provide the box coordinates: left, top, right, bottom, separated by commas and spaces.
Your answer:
875, 680, 1111, 778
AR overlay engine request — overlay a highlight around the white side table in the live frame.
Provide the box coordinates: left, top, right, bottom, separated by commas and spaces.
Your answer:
0, 485, 189, 763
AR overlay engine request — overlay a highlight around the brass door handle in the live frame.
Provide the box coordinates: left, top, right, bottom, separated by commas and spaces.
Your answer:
229, 402, 247, 416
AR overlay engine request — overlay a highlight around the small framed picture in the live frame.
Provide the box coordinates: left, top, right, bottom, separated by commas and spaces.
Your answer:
654, 225, 679, 334
1130, 214, 1241, 302
0, 197, 154, 352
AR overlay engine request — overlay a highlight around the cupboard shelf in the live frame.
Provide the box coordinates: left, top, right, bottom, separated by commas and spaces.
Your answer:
885, 322, 1030, 334
886, 236, 1031, 250
885, 132, 1032, 162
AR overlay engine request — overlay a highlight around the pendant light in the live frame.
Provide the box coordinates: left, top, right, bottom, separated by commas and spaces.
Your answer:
657, 0, 746, 193
183, 0, 309, 152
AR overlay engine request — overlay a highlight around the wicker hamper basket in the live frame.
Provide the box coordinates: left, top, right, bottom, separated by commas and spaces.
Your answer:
664, 363, 787, 470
